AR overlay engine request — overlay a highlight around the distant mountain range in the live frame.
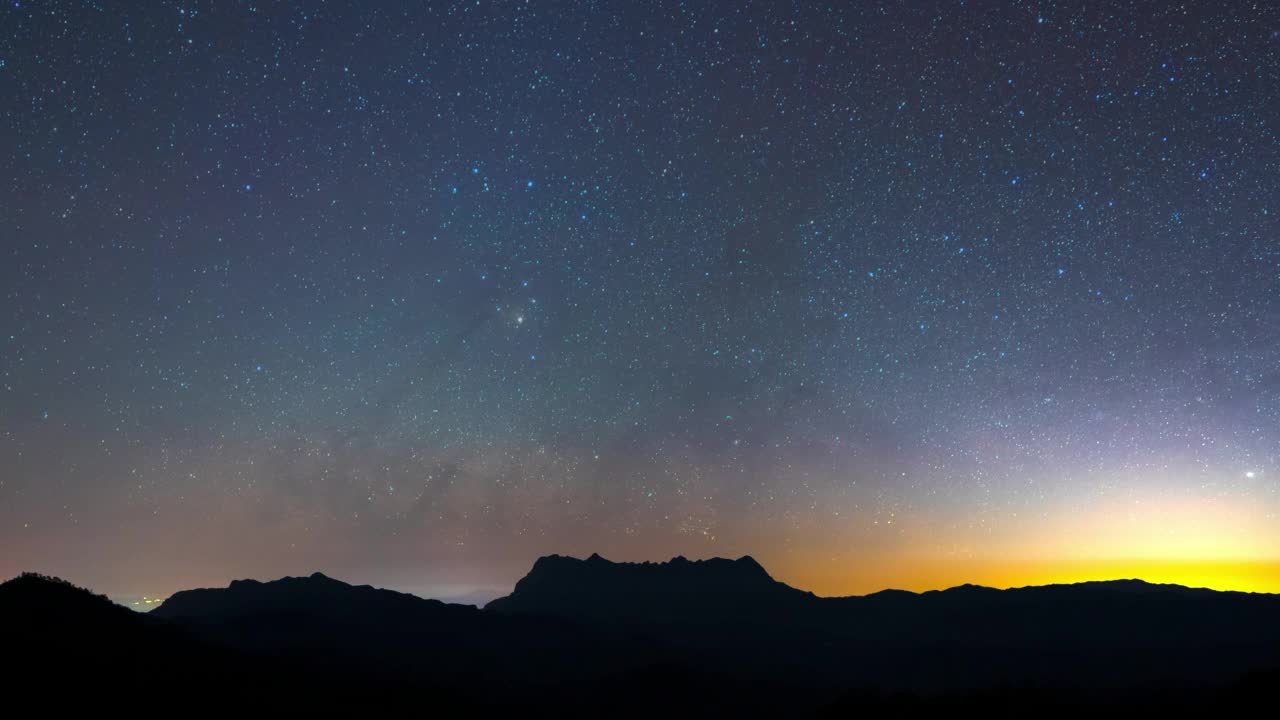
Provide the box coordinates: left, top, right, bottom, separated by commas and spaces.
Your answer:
5, 556, 1278, 716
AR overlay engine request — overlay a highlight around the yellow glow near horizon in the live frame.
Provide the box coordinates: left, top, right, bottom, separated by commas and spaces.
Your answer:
777, 555, 1280, 597
771, 489, 1280, 597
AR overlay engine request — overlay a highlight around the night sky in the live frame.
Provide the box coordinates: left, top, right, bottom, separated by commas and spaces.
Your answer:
3, 1, 1279, 605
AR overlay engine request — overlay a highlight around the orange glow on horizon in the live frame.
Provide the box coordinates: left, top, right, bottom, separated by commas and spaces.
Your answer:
766, 489, 1280, 597
776, 557, 1280, 597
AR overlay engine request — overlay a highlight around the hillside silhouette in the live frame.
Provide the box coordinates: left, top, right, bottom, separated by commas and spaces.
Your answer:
5, 557, 1279, 716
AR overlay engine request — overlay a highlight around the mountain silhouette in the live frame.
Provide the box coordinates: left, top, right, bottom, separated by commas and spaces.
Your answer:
4, 558, 1279, 716
0, 572, 146, 657
486, 552, 814, 621
154, 570, 479, 624
0, 573, 274, 709
487, 555, 1280, 652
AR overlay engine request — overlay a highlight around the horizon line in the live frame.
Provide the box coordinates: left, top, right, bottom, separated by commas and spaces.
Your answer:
12, 552, 1280, 608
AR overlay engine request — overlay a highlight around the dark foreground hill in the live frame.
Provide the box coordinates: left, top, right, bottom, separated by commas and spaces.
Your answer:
4, 557, 1279, 716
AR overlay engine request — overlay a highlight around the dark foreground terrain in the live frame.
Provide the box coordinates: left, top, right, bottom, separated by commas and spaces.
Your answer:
4, 554, 1277, 716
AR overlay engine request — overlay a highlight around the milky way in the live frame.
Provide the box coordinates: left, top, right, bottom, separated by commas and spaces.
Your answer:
2, 1, 1278, 601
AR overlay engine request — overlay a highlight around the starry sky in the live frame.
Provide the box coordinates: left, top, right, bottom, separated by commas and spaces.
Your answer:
3, 1, 1279, 604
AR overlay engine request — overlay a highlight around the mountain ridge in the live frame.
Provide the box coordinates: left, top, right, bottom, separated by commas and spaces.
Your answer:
485, 552, 814, 619
152, 569, 478, 624
9, 559, 1274, 619
5, 558, 1280, 714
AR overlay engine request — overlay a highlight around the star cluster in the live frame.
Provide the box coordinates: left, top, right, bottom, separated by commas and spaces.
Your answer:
2, 1, 1278, 600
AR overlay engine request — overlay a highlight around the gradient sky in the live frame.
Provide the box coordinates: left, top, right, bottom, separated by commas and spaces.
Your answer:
3, 1, 1279, 604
